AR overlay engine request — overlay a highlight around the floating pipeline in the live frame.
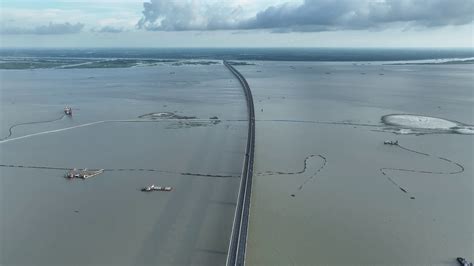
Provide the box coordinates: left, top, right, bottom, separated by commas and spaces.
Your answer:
4, 114, 470, 146
255, 154, 328, 197
0, 118, 224, 145
0, 111, 228, 145
0, 164, 240, 179
380, 142, 465, 199
1, 154, 326, 185
0, 114, 67, 141
295, 155, 327, 194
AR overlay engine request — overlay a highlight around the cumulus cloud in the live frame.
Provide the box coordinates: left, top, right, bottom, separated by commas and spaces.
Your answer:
1, 22, 84, 35
137, 0, 247, 30
138, 0, 474, 32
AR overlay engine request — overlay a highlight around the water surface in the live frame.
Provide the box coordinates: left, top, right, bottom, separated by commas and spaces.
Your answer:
241, 61, 473, 265
0, 64, 247, 265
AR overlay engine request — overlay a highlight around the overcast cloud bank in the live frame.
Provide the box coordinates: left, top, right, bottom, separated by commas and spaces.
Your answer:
1, 22, 84, 35
94, 26, 125, 33
138, 0, 474, 32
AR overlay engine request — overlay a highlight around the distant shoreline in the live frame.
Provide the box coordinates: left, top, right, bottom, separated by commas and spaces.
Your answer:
1, 47, 473, 63
1, 57, 473, 70
386, 59, 474, 65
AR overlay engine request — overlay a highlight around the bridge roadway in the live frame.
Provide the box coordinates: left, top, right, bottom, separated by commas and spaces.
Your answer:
223, 61, 256, 266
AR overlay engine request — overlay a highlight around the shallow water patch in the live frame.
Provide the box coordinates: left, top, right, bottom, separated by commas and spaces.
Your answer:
138, 112, 197, 120
382, 114, 474, 135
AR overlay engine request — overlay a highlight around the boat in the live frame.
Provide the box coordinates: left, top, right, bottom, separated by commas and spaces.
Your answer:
457, 257, 473, 266
64, 106, 72, 115
141, 184, 173, 192
65, 168, 103, 179
384, 140, 399, 145
65, 168, 76, 179
142, 184, 155, 192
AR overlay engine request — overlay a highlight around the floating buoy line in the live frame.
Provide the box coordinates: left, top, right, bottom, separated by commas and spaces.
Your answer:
256, 154, 327, 197
0, 113, 239, 179
0, 113, 469, 197
0, 114, 67, 142
0, 163, 239, 179
380, 142, 465, 199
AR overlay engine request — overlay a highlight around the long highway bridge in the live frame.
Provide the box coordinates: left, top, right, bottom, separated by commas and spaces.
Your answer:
224, 60, 256, 266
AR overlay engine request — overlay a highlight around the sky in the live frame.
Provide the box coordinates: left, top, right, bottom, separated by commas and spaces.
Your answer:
0, 0, 473, 48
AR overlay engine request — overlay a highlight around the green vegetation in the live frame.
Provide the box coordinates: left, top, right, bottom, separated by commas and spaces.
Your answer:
0, 59, 83, 69
0, 58, 223, 69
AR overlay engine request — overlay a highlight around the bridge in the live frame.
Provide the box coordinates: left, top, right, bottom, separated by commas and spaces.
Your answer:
224, 60, 256, 266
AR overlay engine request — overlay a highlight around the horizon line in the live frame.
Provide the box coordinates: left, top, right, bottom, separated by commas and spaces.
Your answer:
1, 46, 473, 50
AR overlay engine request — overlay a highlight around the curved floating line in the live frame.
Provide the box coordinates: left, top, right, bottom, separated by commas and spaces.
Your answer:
0, 120, 116, 144
295, 155, 327, 193
0, 163, 239, 179
380, 143, 464, 199
256, 154, 328, 197
0, 114, 66, 141
0, 118, 221, 144
0, 115, 240, 179
256, 154, 322, 176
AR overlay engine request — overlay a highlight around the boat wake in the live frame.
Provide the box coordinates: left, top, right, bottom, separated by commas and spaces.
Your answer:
1, 120, 109, 144
0, 118, 221, 144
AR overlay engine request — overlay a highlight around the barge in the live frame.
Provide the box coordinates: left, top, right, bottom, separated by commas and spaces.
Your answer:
141, 184, 173, 192
65, 168, 104, 179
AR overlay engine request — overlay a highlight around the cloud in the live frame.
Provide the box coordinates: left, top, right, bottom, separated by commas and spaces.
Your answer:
137, 0, 247, 31
245, 0, 474, 31
94, 26, 125, 33
0, 6, 140, 36
1, 22, 84, 35
138, 0, 474, 32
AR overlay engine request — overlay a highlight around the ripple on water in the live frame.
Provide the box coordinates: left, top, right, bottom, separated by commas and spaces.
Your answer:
382, 114, 474, 135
